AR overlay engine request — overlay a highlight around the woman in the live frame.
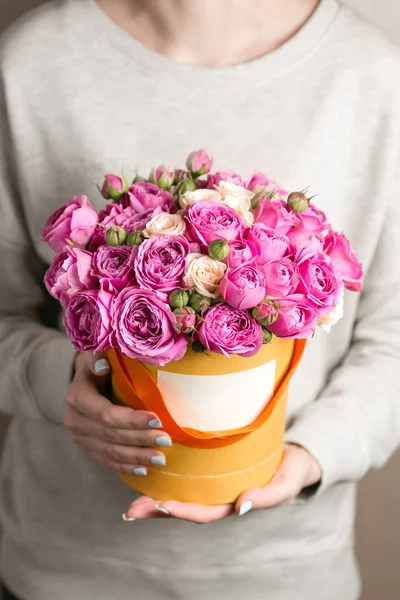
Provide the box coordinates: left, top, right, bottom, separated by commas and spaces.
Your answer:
0, 1, 400, 598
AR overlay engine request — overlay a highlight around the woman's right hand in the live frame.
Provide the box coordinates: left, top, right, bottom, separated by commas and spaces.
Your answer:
63, 352, 171, 476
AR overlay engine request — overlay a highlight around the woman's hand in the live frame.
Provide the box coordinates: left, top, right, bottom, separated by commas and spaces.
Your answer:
123, 443, 322, 523
64, 352, 171, 476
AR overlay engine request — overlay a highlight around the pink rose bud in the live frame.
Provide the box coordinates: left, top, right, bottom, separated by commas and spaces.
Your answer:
252, 301, 279, 327
126, 230, 145, 246
188, 291, 212, 313
287, 191, 311, 213
208, 239, 230, 261
150, 166, 175, 190
186, 149, 213, 177
101, 173, 129, 201
262, 327, 273, 344
105, 225, 127, 246
169, 288, 190, 309
173, 306, 197, 333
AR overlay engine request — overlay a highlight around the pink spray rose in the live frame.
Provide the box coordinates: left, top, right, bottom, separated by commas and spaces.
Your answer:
135, 235, 190, 295
253, 199, 299, 234
296, 249, 344, 316
323, 231, 363, 292
220, 261, 266, 310
92, 245, 137, 290
112, 287, 188, 366
246, 224, 292, 265
186, 149, 212, 176
123, 182, 176, 213
287, 226, 325, 252
263, 257, 300, 298
64, 287, 115, 352
97, 202, 123, 223
90, 204, 124, 250
296, 203, 330, 234
183, 200, 247, 246
44, 247, 97, 308
197, 304, 264, 358
268, 294, 318, 339
208, 171, 244, 188
226, 239, 260, 269
124, 206, 165, 232
246, 173, 289, 201
90, 205, 166, 250
42, 196, 98, 253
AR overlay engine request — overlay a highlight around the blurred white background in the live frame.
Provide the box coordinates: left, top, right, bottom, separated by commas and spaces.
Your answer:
1, 1, 400, 599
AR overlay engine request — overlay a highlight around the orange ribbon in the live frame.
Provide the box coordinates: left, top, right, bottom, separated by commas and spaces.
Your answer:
108, 339, 306, 449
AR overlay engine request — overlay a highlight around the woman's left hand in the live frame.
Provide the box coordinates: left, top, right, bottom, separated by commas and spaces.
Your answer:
123, 443, 322, 523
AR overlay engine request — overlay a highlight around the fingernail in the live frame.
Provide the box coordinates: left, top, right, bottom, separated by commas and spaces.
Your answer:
238, 501, 253, 516
155, 436, 172, 447
148, 418, 163, 429
155, 505, 170, 516
122, 513, 136, 521
150, 455, 167, 466
133, 467, 147, 477
94, 358, 110, 374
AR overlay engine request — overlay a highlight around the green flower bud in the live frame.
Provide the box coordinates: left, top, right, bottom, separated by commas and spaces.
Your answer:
192, 340, 206, 354
287, 191, 310, 213
189, 291, 212, 313
208, 239, 230, 261
149, 166, 175, 190
132, 174, 146, 184
173, 307, 197, 333
126, 230, 145, 246
169, 289, 190, 309
105, 225, 127, 246
174, 177, 197, 198
261, 327, 273, 344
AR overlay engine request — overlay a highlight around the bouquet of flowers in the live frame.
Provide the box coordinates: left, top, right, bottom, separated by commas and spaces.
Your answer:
43, 150, 363, 504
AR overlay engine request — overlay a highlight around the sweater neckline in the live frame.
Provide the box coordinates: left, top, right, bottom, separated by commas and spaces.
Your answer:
69, 0, 342, 83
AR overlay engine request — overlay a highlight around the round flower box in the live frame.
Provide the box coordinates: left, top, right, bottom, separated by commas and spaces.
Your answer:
108, 336, 305, 505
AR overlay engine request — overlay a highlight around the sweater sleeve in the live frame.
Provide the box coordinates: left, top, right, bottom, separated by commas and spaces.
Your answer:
285, 190, 400, 493
0, 75, 76, 425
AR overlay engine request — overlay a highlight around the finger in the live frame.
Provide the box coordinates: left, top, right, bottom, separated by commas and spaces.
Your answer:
73, 435, 168, 467
155, 501, 232, 524
88, 352, 111, 377
66, 387, 163, 431
235, 446, 309, 515
65, 406, 165, 437
124, 497, 166, 520
86, 451, 151, 477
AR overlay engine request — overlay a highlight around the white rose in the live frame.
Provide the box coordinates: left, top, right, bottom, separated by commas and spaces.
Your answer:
144, 213, 186, 237
318, 293, 344, 333
184, 253, 227, 299
179, 189, 223, 209
216, 181, 255, 226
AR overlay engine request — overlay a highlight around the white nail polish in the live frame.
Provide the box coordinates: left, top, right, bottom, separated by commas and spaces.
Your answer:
133, 467, 147, 477
94, 358, 110, 374
122, 513, 136, 521
238, 501, 253, 516
155, 505, 170, 516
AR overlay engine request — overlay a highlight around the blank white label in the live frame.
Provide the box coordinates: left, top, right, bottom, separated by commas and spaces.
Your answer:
157, 360, 276, 432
